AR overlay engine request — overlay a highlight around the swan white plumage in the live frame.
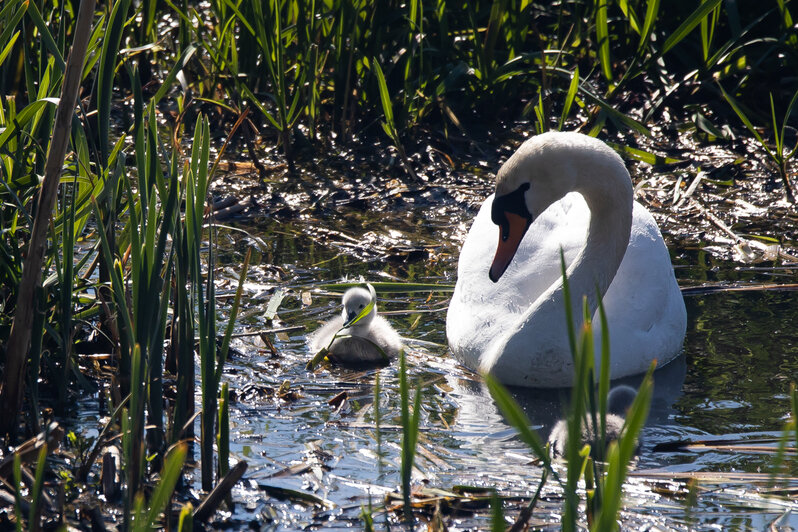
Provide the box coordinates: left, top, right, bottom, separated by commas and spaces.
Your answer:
446, 132, 686, 387
309, 286, 402, 364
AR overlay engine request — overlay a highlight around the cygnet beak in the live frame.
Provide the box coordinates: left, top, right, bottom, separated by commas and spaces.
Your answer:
343, 311, 359, 327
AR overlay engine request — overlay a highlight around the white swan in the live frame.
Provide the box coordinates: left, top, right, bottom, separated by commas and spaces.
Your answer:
309, 286, 403, 364
446, 132, 686, 387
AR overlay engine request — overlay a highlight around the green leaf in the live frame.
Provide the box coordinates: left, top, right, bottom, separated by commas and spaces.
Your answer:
485, 375, 554, 473
0, 31, 21, 67
637, 0, 660, 55
661, 0, 723, 55
150, 43, 198, 111
373, 60, 395, 128
0, 98, 59, 151
143, 443, 188, 530
605, 141, 683, 165
97, 0, 133, 165
24, 1, 65, 72
595, 0, 612, 81
718, 84, 773, 160
317, 281, 454, 293
559, 66, 580, 131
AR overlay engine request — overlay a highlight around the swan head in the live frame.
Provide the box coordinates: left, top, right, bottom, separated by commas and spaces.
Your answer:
341, 286, 377, 327
488, 132, 628, 282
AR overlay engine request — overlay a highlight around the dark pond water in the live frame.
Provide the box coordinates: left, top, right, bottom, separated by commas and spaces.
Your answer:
75, 161, 798, 529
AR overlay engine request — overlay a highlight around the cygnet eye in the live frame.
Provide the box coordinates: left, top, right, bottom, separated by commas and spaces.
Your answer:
359, 304, 364, 309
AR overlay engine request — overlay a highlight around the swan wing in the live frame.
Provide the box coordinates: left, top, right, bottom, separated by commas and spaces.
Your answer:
599, 202, 687, 376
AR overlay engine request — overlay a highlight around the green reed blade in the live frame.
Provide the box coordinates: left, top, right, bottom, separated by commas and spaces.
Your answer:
142, 443, 188, 529
597, 294, 611, 463
178, 503, 193, 532
637, 0, 660, 56
28, 444, 47, 531
791, 383, 798, 446
485, 374, 556, 478
605, 142, 683, 165
150, 43, 198, 112
216, 248, 251, 384
595, 0, 611, 82
317, 281, 454, 293
718, 83, 773, 159
218, 383, 230, 479
771, 95, 782, 155
373, 60, 396, 133
0, 98, 58, 151
617, 0, 640, 34
594, 363, 653, 532
490, 489, 504, 532
558, 66, 580, 131
23, 1, 65, 73
399, 349, 420, 527
374, 373, 382, 464
13, 453, 22, 532
0, 31, 20, 66
559, 249, 577, 359
661, 0, 722, 55
97, 0, 132, 166
780, 89, 798, 160
0, 0, 26, 50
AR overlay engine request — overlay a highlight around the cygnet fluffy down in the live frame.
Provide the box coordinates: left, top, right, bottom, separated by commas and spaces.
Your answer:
308, 286, 403, 364
548, 385, 638, 457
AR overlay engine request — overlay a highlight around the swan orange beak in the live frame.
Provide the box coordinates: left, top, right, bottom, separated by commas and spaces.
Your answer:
489, 211, 531, 282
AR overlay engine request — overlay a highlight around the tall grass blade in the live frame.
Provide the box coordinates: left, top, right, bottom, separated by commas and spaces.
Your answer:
142, 443, 188, 530
718, 84, 774, 159
28, 445, 47, 532
792, 383, 798, 446
97, 0, 132, 166
595, 0, 612, 82
558, 67, 580, 131
178, 503, 193, 532
559, 249, 577, 359
13, 453, 22, 532
399, 350, 420, 527
661, 0, 723, 55
485, 375, 554, 471
594, 363, 654, 531
374, 373, 382, 465
637, 0, 660, 56
218, 383, 230, 480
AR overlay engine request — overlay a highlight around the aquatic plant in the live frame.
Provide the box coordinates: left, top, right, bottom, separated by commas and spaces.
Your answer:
399, 349, 421, 527
719, 85, 798, 201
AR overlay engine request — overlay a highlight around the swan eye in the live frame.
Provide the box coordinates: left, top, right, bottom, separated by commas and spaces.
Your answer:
491, 183, 532, 233
359, 304, 364, 309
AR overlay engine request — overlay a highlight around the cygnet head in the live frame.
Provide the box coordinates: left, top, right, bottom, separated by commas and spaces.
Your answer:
488, 132, 631, 282
607, 384, 637, 416
341, 286, 376, 327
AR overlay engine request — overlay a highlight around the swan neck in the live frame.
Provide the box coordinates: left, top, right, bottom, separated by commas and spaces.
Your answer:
565, 184, 632, 315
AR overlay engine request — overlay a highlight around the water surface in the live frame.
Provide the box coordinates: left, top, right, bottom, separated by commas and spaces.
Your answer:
196, 169, 798, 530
